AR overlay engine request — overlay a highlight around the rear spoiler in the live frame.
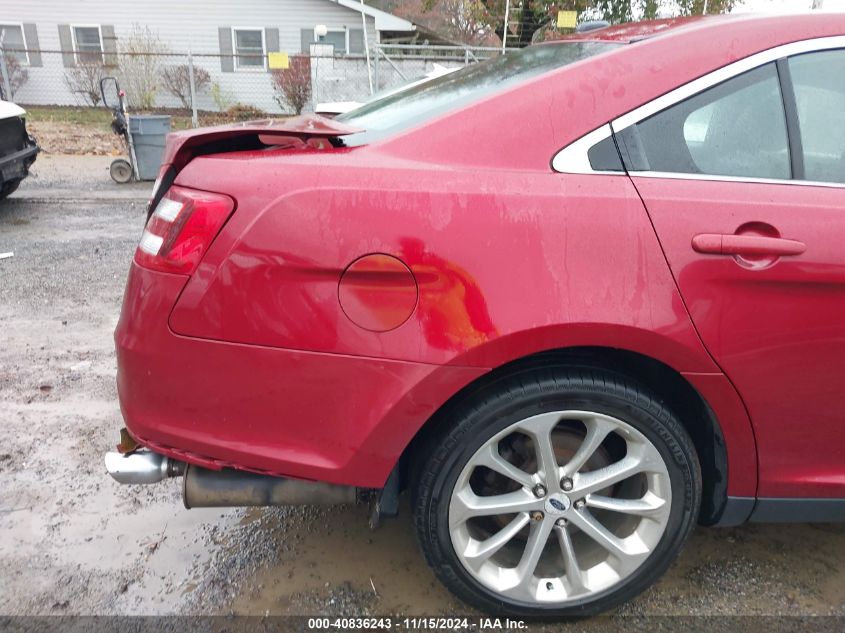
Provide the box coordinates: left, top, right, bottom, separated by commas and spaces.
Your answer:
161, 114, 362, 166
149, 115, 362, 216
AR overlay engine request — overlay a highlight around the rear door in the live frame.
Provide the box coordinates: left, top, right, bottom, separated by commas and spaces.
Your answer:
614, 41, 845, 502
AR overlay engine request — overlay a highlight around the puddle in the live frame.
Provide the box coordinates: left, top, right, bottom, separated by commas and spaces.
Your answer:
228, 500, 462, 615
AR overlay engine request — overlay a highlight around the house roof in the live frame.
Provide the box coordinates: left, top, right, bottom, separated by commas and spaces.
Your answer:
332, 0, 416, 32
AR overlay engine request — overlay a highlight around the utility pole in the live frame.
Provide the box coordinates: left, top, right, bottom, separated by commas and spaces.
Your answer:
188, 50, 198, 128
502, 0, 510, 52
360, 0, 373, 95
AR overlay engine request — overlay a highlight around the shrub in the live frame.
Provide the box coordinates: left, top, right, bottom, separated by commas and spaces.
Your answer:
161, 64, 210, 109
63, 62, 107, 106
210, 82, 233, 112
119, 24, 168, 109
270, 56, 312, 115
226, 103, 265, 121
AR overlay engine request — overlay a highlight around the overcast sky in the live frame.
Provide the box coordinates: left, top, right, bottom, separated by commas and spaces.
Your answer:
734, 0, 845, 12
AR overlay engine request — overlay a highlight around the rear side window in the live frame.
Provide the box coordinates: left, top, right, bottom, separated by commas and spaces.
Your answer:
788, 49, 845, 184
617, 63, 791, 180
337, 42, 620, 146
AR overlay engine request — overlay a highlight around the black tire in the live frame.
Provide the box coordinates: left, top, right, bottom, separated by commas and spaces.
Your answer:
110, 159, 133, 184
0, 179, 21, 200
412, 366, 701, 618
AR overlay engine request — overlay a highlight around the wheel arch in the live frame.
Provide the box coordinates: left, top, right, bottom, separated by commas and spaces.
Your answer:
400, 346, 737, 526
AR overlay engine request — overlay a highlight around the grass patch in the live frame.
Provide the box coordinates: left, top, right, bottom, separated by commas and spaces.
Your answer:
23, 105, 195, 130
22, 105, 287, 131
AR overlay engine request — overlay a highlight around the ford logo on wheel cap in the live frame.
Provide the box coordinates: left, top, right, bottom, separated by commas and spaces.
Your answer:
544, 493, 571, 515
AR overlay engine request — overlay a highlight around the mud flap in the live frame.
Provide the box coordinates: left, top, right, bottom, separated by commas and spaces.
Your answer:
369, 467, 400, 529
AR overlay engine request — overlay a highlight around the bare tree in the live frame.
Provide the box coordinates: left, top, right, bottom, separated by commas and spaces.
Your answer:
0, 52, 29, 100
161, 64, 211, 109
403, 0, 739, 48
119, 24, 168, 109
432, 0, 494, 44
63, 62, 107, 106
271, 56, 312, 115
675, 0, 737, 14
394, 0, 497, 45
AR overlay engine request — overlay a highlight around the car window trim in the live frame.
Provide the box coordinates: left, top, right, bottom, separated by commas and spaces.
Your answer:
549, 124, 619, 175
552, 35, 845, 189
621, 170, 845, 189
775, 58, 805, 181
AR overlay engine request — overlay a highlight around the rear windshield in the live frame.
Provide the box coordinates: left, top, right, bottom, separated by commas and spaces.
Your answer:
337, 41, 621, 145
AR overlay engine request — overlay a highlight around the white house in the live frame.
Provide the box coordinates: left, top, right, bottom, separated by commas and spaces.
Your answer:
0, 0, 417, 111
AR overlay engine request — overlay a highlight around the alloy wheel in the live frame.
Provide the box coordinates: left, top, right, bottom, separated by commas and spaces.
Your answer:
448, 410, 672, 605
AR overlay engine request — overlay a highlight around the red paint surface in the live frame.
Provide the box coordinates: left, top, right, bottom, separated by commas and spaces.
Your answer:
116, 263, 485, 487
338, 254, 418, 332
633, 176, 845, 497
116, 14, 845, 500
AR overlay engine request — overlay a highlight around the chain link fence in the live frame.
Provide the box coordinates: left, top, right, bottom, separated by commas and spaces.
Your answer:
1, 43, 502, 126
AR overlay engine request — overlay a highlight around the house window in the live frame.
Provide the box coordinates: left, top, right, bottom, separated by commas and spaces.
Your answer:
233, 28, 265, 70
72, 25, 103, 64
0, 24, 28, 64
300, 28, 363, 56
323, 30, 348, 55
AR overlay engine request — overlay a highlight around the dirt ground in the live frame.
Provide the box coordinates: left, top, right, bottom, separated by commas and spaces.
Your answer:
1, 156, 844, 623
24, 106, 272, 156
26, 119, 125, 156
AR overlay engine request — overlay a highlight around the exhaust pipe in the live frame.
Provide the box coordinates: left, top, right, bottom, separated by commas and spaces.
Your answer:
104, 450, 184, 484
182, 465, 358, 508
105, 450, 358, 507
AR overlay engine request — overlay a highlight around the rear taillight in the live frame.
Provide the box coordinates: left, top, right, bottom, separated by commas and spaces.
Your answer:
135, 185, 234, 275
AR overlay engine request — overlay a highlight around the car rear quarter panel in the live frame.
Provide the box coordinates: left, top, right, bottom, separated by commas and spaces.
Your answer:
172, 156, 704, 367
116, 262, 488, 485
165, 153, 756, 494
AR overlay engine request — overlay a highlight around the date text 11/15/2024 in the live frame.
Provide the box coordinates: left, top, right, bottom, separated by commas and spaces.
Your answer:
306, 617, 527, 630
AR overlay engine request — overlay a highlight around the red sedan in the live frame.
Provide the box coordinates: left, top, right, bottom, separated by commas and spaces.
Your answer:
105, 13, 845, 616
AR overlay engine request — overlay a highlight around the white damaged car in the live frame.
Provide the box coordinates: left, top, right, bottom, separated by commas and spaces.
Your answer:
0, 99, 38, 199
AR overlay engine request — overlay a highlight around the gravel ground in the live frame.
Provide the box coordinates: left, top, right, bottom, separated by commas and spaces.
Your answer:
17, 154, 152, 199
0, 156, 844, 628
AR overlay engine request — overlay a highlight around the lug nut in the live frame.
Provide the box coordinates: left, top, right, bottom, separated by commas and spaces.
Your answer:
560, 478, 573, 491
574, 499, 586, 510
531, 511, 544, 522
555, 518, 567, 527
532, 484, 547, 498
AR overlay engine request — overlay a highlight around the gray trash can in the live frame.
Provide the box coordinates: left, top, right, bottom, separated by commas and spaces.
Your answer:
128, 115, 171, 181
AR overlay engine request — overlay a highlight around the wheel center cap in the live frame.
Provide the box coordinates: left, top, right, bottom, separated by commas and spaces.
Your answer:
544, 493, 571, 515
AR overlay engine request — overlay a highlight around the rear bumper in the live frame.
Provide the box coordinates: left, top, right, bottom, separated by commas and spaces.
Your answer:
115, 262, 485, 488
